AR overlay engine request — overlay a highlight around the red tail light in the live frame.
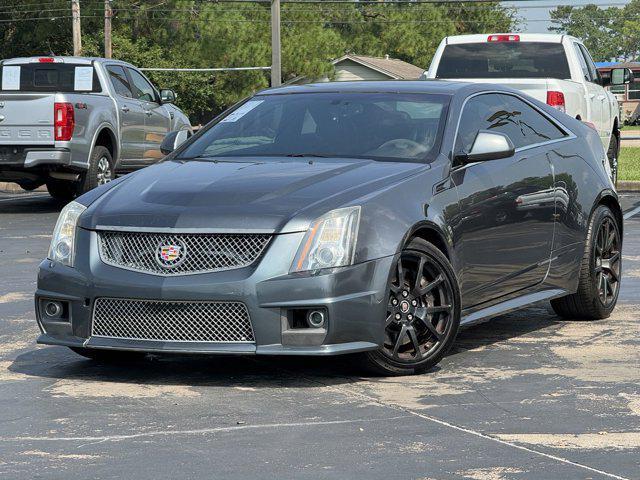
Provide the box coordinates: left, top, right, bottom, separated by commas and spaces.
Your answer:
54, 102, 75, 141
38, 57, 55, 63
582, 121, 597, 131
488, 34, 520, 42
546, 91, 566, 113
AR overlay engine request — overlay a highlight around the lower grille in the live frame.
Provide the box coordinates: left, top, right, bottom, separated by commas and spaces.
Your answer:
92, 298, 255, 343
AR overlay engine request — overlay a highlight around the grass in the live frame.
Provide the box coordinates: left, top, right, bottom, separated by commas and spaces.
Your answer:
620, 124, 640, 131
619, 146, 640, 181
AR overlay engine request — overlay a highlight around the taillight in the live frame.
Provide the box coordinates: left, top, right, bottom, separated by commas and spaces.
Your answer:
488, 34, 520, 42
582, 121, 597, 131
54, 102, 75, 141
546, 91, 566, 113
38, 57, 55, 63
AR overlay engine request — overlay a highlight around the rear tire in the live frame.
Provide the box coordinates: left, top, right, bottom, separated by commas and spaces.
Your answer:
77, 145, 114, 195
69, 347, 145, 362
46, 146, 114, 202
550, 205, 621, 320
362, 238, 461, 376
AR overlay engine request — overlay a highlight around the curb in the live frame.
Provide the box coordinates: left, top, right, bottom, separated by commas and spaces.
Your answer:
617, 181, 640, 192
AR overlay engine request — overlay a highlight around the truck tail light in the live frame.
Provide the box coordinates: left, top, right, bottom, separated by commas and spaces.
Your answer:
488, 34, 520, 42
54, 102, 75, 141
582, 121, 597, 131
546, 91, 566, 113
38, 57, 55, 63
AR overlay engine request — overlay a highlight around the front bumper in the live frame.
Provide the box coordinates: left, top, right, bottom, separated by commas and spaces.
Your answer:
35, 228, 395, 356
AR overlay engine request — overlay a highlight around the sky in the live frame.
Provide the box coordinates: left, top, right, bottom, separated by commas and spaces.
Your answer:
503, 0, 630, 33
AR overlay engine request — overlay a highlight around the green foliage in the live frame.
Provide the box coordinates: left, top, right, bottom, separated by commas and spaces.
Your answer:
549, 4, 625, 61
0, 0, 516, 123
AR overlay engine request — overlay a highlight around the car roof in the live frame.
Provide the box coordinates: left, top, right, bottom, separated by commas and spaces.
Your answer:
260, 80, 485, 96
443, 33, 576, 44
1, 56, 135, 68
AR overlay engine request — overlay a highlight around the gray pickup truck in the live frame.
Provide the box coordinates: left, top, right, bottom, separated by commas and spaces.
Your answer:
0, 56, 191, 200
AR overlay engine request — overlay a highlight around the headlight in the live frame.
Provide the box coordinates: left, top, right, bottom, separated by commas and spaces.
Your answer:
291, 206, 360, 272
48, 201, 86, 267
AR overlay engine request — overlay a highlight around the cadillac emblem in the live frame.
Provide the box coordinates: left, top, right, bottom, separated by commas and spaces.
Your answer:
156, 241, 187, 269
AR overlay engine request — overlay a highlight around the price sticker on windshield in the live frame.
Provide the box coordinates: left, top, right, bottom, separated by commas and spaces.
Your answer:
220, 100, 264, 123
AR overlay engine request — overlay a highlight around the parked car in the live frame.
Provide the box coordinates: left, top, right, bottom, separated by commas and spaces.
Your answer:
35, 81, 622, 375
0, 56, 191, 200
423, 33, 632, 184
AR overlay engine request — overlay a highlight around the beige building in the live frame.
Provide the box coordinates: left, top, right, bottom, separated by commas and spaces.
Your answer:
288, 54, 425, 84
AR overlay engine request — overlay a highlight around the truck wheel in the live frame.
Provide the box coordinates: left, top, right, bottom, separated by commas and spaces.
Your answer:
77, 145, 114, 195
46, 179, 77, 202
607, 134, 619, 186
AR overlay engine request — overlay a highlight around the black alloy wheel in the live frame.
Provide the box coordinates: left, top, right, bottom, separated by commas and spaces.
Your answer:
363, 238, 461, 375
594, 215, 621, 308
551, 205, 622, 320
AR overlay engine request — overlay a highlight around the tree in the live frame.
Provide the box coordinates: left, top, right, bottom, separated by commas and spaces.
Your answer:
0, 1, 516, 122
549, 3, 627, 61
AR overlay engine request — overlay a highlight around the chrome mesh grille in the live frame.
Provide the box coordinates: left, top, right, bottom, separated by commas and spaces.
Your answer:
98, 231, 271, 276
92, 298, 255, 343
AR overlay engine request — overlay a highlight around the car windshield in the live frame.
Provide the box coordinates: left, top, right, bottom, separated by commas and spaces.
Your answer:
436, 42, 571, 79
178, 92, 450, 163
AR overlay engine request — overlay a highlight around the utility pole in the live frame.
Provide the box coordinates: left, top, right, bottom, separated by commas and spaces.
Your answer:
104, 0, 112, 58
72, 0, 82, 56
270, 0, 281, 87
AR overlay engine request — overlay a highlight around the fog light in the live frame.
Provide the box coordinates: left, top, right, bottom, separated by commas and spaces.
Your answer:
307, 310, 326, 328
44, 301, 63, 319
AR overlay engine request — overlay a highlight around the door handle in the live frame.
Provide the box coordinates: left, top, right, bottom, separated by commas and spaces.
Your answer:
597, 95, 606, 101
144, 110, 153, 116
121, 106, 130, 113
588, 93, 596, 99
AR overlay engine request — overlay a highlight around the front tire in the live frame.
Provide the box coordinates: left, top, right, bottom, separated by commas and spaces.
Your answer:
551, 205, 621, 320
362, 238, 461, 376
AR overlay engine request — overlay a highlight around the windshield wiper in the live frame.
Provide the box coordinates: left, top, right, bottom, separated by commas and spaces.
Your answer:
285, 153, 329, 158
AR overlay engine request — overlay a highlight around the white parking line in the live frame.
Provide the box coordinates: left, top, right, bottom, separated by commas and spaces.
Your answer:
623, 204, 640, 220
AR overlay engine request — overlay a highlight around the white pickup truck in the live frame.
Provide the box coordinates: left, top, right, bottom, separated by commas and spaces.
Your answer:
424, 33, 632, 183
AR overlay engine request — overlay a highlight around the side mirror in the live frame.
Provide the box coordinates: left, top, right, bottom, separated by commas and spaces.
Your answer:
611, 68, 633, 86
454, 131, 515, 165
160, 129, 190, 155
160, 89, 177, 104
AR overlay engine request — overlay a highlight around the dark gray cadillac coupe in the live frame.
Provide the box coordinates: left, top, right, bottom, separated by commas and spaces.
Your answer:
36, 81, 622, 375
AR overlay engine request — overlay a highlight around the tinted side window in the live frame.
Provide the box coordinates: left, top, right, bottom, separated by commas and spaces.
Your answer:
455, 93, 566, 152
573, 43, 591, 82
106, 65, 132, 98
127, 68, 157, 103
578, 44, 599, 83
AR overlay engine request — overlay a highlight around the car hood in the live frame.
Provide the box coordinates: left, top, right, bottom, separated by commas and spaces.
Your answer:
80, 157, 429, 233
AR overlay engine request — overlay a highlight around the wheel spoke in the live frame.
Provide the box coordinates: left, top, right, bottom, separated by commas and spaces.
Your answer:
392, 324, 408, 358
608, 251, 620, 265
406, 325, 423, 359
415, 314, 444, 341
426, 305, 452, 314
413, 257, 426, 292
418, 275, 444, 296
397, 260, 405, 289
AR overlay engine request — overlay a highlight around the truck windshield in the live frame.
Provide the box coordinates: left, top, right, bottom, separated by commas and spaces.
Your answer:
436, 42, 571, 79
178, 92, 449, 163
0, 63, 101, 92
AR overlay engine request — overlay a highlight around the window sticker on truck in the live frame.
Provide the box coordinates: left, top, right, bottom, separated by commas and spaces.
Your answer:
1, 66, 20, 90
74, 66, 94, 91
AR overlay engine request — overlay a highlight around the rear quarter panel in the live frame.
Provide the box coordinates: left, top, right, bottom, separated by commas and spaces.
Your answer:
54, 92, 118, 169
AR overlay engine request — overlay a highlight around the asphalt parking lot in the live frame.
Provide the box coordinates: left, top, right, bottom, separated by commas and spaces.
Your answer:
0, 191, 639, 480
